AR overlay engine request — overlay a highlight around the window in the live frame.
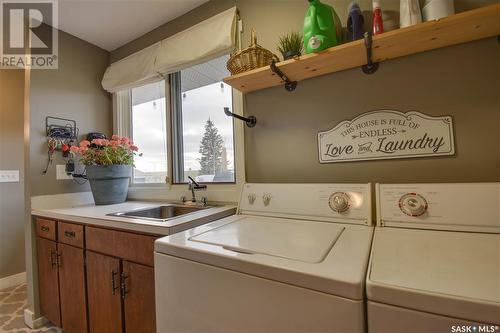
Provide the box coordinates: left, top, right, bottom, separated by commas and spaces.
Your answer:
172, 55, 235, 183
131, 80, 168, 184
127, 55, 235, 185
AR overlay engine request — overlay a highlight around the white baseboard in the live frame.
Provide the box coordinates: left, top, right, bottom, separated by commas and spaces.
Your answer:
24, 308, 48, 329
0, 271, 26, 290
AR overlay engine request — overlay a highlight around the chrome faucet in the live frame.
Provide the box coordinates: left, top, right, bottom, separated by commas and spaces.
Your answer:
185, 176, 207, 206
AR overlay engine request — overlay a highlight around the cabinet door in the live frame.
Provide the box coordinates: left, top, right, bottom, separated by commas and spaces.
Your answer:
36, 237, 61, 327
122, 261, 156, 333
58, 243, 87, 333
86, 251, 122, 333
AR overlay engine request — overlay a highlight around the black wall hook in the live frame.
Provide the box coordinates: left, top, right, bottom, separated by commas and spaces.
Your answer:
224, 107, 256, 127
361, 32, 379, 74
270, 60, 298, 92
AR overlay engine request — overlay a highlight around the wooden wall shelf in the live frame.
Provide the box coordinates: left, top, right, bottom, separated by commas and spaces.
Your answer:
224, 4, 500, 93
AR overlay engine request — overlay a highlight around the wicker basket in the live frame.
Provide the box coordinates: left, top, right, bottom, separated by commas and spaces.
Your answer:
227, 29, 279, 75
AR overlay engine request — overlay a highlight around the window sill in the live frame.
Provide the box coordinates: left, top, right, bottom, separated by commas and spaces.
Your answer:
127, 183, 242, 204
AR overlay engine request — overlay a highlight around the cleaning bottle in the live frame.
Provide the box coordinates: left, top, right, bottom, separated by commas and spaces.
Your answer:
347, 1, 365, 41
304, 0, 343, 54
400, 0, 422, 28
372, 0, 384, 35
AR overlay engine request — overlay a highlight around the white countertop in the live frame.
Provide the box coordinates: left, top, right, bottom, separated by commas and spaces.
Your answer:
32, 201, 237, 235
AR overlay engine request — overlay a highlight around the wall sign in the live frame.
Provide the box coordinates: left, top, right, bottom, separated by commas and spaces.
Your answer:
318, 110, 455, 163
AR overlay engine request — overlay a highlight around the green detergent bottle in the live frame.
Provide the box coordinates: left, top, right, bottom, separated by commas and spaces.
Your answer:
304, 0, 343, 53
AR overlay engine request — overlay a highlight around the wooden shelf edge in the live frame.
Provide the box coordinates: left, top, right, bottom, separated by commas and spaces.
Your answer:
224, 3, 500, 94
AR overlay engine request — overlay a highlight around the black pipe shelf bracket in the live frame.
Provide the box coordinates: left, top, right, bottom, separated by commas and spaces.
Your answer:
224, 107, 256, 128
270, 60, 298, 92
361, 32, 379, 75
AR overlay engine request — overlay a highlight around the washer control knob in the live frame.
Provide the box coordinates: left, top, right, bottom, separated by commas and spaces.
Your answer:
248, 193, 256, 205
262, 193, 272, 206
399, 193, 428, 217
329, 192, 351, 213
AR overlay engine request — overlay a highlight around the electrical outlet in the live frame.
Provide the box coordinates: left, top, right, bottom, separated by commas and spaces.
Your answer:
0, 170, 20, 183
56, 165, 73, 180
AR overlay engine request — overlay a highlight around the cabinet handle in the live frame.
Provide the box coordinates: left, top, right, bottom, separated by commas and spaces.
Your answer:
111, 270, 119, 295
120, 272, 129, 299
41, 226, 50, 232
64, 231, 76, 238
56, 252, 62, 267
50, 251, 56, 268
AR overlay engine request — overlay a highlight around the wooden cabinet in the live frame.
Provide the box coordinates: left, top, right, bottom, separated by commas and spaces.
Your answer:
86, 254, 156, 333
86, 226, 156, 266
86, 251, 122, 333
58, 243, 88, 333
36, 218, 56, 240
58, 222, 84, 248
122, 261, 156, 333
36, 237, 61, 327
35, 216, 159, 333
36, 219, 87, 333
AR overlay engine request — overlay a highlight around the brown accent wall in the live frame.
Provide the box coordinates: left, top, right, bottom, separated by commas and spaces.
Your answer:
245, 37, 500, 183
0, 69, 26, 278
30, 30, 111, 196
111, 0, 500, 184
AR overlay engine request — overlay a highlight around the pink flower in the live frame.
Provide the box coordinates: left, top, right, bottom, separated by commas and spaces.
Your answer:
130, 145, 139, 152
70, 146, 79, 154
92, 139, 109, 146
120, 137, 130, 144
111, 135, 121, 141
79, 140, 90, 148
79, 147, 88, 154
109, 140, 120, 147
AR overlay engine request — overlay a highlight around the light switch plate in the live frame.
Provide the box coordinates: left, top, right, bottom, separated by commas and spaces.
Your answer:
56, 165, 73, 180
0, 170, 20, 183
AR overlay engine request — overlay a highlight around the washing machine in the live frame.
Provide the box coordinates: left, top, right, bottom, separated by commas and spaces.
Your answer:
367, 183, 500, 333
154, 183, 374, 332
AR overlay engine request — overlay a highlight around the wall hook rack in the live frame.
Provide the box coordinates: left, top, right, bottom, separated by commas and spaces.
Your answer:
270, 60, 298, 92
224, 107, 256, 127
42, 116, 79, 174
361, 32, 379, 74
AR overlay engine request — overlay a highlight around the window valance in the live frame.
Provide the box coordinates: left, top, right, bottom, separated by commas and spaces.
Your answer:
102, 7, 238, 93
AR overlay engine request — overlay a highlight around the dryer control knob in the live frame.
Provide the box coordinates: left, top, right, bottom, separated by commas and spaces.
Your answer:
399, 193, 428, 217
329, 192, 351, 213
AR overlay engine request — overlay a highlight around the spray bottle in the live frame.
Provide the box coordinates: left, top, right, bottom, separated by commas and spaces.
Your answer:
372, 0, 384, 35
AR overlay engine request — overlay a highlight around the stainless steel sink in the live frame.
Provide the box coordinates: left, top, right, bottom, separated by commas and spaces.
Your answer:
107, 204, 209, 222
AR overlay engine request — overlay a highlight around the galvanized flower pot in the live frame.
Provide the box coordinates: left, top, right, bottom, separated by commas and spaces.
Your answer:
86, 165, 132, 205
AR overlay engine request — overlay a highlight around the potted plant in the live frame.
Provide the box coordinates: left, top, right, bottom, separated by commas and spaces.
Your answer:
277, 32, 304, 60
70, 135, 141, 205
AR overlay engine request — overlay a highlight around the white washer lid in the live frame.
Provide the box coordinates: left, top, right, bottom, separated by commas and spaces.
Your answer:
155, 215, 374, 300
367, 227, 500, 324
189, 216, 344, 263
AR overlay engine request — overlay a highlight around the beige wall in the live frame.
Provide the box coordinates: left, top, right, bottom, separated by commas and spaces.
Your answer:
112, 0, 500, 184
0, 69, 26, 279
30, 30, 112, 196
